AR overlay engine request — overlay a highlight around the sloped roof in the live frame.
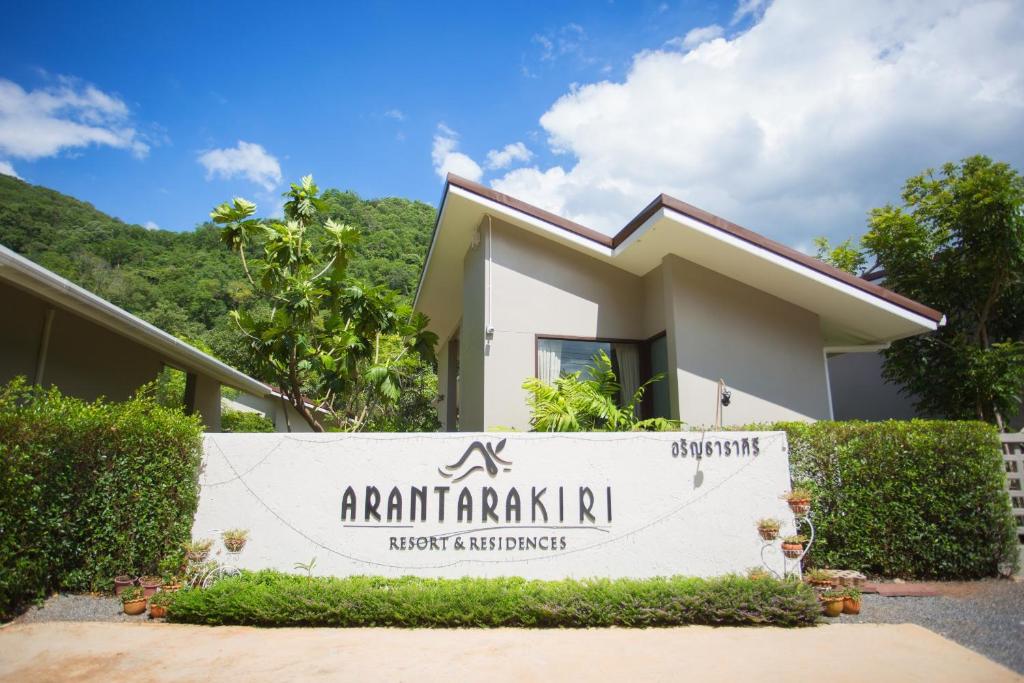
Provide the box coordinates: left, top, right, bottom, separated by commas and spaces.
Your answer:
0, 244, 273, 397
415, 175, 943, 347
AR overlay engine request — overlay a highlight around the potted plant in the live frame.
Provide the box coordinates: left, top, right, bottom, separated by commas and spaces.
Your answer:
747, 567, 772, 581
842, 587, 862, 615
184, 539, 213, 563
783, 488, 813, 515
222, 528, 249, 553
121, 587, 147, 616
148, 591, 175, 619
756, 518, 782, 541
804, 569, 834, 590
139, 575, 163, 598
820, 589, 845, 617
113, 575, 136, 597
162, 574, 183, 592
781, 534, 807, 559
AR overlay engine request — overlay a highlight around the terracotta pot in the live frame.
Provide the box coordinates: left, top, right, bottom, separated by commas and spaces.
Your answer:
113, 576, 135, 597
139, 577, 163, 598
123, 599, 147, 616
224, 538, 246, 553
149, 604, 168, 619
808, 579, 834, 590
843, 597, 861, 615
162, 583, 182, 593
787, 499, 811, 515
781, 543, 803, 559
186, 549, 209, 563
757, 527, 779, 541
821, 598, 844, 618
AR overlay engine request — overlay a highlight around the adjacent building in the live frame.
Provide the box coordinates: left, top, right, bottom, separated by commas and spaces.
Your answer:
0, 244, 311, 431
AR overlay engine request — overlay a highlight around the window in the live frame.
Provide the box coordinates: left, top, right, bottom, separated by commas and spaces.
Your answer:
536, 337, 642, 411
536, 334, 671, 420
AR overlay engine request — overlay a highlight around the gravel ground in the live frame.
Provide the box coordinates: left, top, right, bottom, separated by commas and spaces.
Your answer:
12, 594, 144, 625
835, 579, 1024, 675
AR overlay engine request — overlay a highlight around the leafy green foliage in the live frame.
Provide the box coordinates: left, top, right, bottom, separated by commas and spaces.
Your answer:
740, 420, 1018, 579
0, 174, 442, 431
522, 350, 678, 431
168, 571, 820, 627
812, 236, 867, 275
220, 410, 274, 433
0, 378, 204, 619
211, 176, 438, 431
863, 156, 1024, 426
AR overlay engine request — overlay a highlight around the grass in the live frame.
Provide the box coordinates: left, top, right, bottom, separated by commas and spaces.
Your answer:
168, 571, 820, 628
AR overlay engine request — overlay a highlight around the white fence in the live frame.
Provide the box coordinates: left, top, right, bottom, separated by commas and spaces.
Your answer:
193, 431, 797, 579
1002, 434, 1024, 558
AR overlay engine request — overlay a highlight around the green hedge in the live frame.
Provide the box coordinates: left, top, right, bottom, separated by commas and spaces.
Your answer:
745, 420, 1017, 579
168, 571, 820, 627
0, 378, 204, 619
220, 410, 274, 433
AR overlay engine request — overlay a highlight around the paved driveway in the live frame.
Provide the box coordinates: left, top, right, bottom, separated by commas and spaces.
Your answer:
0, 621, 1019, 682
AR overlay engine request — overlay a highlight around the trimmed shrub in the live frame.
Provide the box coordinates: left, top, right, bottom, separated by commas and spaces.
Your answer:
742, 420, 1017, 579
168, 571, 820, 628
221, 410, 274, 433
0, 378, 204, 619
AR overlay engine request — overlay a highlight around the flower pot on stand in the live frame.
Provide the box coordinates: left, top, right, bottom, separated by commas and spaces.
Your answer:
783, 488, 813, 516
782, 543, 803, 559
756, 518, 781, 542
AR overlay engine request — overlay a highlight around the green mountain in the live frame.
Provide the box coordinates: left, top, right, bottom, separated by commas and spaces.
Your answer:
0, 174, 437, 373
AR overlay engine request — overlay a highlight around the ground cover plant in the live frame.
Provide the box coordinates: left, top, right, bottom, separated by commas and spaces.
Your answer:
742, 420, 1018, 579
0, 378, 204, 619
168, 571, 820, 628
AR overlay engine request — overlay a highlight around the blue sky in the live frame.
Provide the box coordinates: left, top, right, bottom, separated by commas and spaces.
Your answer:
2, 1, 1023, 247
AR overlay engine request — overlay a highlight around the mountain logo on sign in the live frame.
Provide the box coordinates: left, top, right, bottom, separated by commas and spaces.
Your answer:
438, 439, 511, 483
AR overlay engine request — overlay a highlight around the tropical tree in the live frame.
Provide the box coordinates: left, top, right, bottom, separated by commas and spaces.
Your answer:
860, 156, 1024, 427
211, 176, 437, 431
522, 351, 678, 432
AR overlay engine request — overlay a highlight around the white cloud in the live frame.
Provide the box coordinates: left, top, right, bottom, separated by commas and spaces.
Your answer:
732, 0, 769, 24
384, 109, 405, 121
667, 25, 724, 50
0, 77, 149, 160
485, 142, 533, 170
143, 221, 160, 231
533, 23, 587, 62
489, 0, 1024, 245
197, 141, 282, 191
432, 124, 483, 181
0, 160, 19, 179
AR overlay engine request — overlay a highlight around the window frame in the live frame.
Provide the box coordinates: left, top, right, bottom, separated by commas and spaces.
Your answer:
533, 331, 668, 419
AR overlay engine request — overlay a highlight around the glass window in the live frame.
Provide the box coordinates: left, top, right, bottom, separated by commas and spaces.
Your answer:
536, 338, 642, 409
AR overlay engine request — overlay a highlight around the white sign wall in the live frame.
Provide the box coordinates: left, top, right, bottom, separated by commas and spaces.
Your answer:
194, 431, 796, 579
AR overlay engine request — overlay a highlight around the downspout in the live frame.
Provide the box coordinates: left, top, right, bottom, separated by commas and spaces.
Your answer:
33, 308, 55, 385
822, 349, 835, 421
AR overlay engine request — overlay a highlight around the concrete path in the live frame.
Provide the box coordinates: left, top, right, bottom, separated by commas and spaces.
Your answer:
0, 622, 1020, 682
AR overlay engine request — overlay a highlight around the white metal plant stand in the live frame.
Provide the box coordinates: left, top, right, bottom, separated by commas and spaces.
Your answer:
760, 509, 815, 580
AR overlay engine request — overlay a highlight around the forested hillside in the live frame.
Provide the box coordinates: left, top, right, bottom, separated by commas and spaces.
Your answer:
0, 175, 436, 374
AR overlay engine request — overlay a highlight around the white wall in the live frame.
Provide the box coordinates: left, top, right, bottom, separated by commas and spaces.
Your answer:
450, 220, 830, 431
194, 431, 797, 579
459, 237, 487, 430
662, 255, 830, 426
480, 219, 647, 430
